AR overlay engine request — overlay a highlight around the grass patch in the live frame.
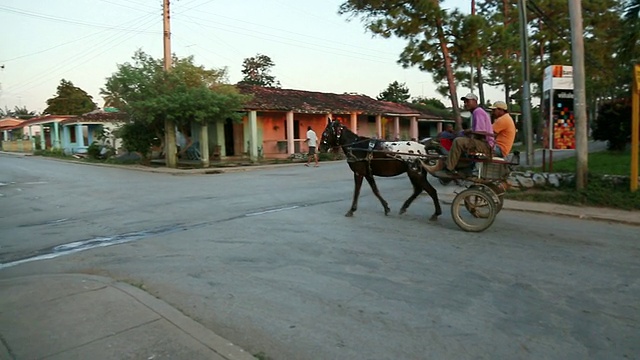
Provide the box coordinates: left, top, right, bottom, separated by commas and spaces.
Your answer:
505, 175, 640, 210
535, 150, 632, 176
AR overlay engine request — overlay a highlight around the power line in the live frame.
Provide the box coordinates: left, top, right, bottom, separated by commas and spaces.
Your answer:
0, 4, 160, 33
7, 13, 159, 96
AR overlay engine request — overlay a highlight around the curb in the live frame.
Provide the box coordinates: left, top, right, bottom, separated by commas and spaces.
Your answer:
438, 193, 640, 227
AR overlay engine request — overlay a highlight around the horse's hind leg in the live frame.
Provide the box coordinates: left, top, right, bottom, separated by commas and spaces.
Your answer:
346, 173, 364, 217
399, 172, 423, 215
421, 174, 442, 221
364, 175, 391, 215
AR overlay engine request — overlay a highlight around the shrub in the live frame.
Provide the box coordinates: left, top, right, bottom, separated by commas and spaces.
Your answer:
592, 99, 635, 150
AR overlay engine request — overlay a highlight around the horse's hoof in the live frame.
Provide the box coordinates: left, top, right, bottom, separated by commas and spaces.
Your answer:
345, 212, 354, 217
429, 215, 439, 221
399, 208, 407, 215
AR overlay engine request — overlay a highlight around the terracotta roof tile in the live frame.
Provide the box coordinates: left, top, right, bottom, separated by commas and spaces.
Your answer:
237, 85, 440, 119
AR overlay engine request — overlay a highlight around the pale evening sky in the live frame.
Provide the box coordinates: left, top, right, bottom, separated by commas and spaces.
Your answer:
0, 0, 505, 114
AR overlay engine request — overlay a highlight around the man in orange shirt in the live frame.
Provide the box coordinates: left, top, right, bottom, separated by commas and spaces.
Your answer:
489, 101, 516, 157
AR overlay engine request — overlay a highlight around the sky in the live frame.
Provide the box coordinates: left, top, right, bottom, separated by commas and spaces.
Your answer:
0, 0, 505, 114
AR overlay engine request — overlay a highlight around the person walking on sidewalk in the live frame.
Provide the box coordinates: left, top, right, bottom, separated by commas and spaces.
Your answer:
305, 126, 319, 167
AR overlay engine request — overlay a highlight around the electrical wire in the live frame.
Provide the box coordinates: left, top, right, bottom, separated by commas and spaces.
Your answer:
7, 13, 159, 96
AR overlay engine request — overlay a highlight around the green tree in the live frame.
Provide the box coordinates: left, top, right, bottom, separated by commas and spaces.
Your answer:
44, 79, 96, 115
339, 1, 465, 130
377, 81, 411, 103
238, 54, 281, 88
101, 50, 249, 162
477, 0, 521, 104
412, 97, 446, 109
12, 106, 37, 119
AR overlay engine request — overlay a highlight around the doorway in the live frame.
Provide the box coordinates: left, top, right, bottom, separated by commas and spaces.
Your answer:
224, 119, 235, 156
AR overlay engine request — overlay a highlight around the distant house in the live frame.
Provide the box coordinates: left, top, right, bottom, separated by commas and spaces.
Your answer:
227, 86, 445, 159
0, 111, 126, 155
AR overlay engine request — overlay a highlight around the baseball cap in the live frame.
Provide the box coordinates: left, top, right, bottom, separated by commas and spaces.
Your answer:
460, 93, 478, 101
489, 101, 508, 110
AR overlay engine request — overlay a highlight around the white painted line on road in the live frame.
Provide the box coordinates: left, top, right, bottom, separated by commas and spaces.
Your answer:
245, 205, 300, 217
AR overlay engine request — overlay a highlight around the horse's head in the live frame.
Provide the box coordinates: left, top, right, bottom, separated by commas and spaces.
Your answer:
319, 120, 345, 152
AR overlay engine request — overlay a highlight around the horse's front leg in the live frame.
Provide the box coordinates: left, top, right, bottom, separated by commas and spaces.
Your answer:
346, 173, 364, 217
364, 175, 391, 216
399, 172, 423, 215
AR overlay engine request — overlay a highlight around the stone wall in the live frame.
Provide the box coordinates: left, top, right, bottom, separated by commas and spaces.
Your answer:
508, 171, 638, 189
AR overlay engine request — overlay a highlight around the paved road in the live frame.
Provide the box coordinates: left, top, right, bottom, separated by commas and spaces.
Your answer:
1, 154, 638, 360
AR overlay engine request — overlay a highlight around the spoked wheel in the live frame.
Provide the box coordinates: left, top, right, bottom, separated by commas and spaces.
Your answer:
451, 188, 497, 232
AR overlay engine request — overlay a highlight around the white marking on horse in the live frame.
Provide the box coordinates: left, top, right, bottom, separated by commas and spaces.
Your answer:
383, 141, 425, 161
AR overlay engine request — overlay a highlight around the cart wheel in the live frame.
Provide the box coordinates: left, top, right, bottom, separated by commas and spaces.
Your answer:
451, 188, 497, 232
463, 185, 500, 217
425, 147, 441, 166
483, 184, 506, 213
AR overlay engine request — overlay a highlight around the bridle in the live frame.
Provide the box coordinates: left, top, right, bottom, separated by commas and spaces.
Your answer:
321, 121, 345, 152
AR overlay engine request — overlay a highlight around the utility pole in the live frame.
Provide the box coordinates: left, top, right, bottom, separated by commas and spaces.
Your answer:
163, 0, 177, 168
469, 0, 475, 93
518, 0, 534, 166
568, 0, 588, 190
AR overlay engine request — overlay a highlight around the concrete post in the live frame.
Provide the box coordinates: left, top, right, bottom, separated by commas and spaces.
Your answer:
29, 126, 35, 152
286, 111, 294, 155
40, 125, 46, 150
410, 117, 419, 140
215, 121, 226, 158
375, 115, 382, 138
200, 122, 210, 167
53, 122, 60, 149
249, 110, 258, 161
76, 124, 85, 150
350, 112, 358, 133
394, 117, 400, 140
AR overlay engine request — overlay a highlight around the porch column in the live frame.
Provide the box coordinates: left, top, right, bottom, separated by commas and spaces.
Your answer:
248, 110, 258, 161
2, 130, 7, 141
215, 121, 226, 157
53, 122, 60, 149
375, 115, 382, 138
394, 116, 400, 140
76, 123, 85, 150
29, 126, 35, 151
200, 122, 210, 167
286, 111, 294, 155
350, 112, 358, 133
436, 122, 443, 133
410, 116, 418, 140
40, 125, 46, 150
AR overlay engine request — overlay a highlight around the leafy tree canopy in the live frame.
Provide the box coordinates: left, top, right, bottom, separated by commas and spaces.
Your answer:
101, 50, 249, 130
238, 53, 281, 88
377, 81, 411, 103
0, 106, 37, 119
44, 79, 96, 115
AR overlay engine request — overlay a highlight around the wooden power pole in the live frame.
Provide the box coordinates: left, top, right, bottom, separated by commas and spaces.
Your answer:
163, 0, 177, 168
568, 0, 588, 190
518, 0, 534, 166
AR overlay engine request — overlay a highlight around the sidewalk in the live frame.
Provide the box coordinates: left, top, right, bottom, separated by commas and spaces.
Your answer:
0, 274, 256, 360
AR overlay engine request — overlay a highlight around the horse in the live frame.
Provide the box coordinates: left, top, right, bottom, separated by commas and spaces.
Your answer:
319, 120, 442, 221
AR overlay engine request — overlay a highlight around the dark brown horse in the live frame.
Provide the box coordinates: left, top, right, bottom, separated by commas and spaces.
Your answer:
319, 120, 442, 221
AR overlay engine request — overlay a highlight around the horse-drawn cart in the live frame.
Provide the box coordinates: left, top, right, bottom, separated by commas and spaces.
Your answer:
444, 153, 519, 232
386, 150, 520, 232
319, 120, 519, 232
